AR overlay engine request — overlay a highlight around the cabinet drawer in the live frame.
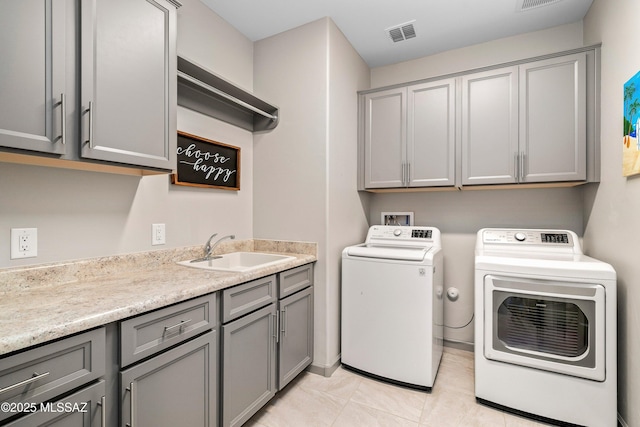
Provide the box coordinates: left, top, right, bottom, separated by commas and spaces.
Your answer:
120, 293, 217, 367
279, 264, 314, 298
0, 328, 106, 423
5, 380, 106, 427
222, 275, 276, 323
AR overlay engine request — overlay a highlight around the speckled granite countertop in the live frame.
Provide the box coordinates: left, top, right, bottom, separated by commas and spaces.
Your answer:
0, 239, 316, 356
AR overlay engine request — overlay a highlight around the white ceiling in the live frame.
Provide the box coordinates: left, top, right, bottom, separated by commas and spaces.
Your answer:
199, 0, 593, 68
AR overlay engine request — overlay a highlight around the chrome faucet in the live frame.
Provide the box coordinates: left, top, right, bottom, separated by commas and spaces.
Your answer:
192, 233, 236, 262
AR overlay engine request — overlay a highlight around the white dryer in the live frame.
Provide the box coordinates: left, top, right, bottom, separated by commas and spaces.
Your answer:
341, 225, 443, 390
475, 228, 616, 427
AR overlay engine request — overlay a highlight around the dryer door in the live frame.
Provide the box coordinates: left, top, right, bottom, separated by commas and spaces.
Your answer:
483, 275, 606, 381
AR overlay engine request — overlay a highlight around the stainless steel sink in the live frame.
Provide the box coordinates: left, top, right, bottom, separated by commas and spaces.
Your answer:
177, 252, 295, 272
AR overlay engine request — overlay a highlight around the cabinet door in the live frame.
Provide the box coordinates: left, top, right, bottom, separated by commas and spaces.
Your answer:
5, 380, 105, 427
80, 0, 177, 170
222, 304, 276, 427
120, 331, 217, 427
0, 0, 67, 155
461, 66, 519, 185
407, 79, 456, 187
363, 88, 407, 188
519, 53, 587, 183
278, 286, 313, 390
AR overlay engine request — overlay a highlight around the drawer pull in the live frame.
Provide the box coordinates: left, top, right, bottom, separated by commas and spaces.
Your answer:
98, 395, 106, 427
0, 371, 50, 394
126, 382, 136, 427
163, 319, 192, 336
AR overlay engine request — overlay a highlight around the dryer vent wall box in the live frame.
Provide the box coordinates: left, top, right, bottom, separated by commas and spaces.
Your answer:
381, 212, 414, 226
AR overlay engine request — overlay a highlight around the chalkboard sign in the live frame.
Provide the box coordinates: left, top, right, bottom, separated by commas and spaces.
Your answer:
172, 131, 240, 190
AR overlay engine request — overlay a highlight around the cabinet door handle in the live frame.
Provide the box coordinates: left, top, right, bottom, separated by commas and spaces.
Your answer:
520, 153, 525, 181
407, 163, 411, 186
85, 101, 94, 148
163, 319, 192, 336
0, 371, 50, 394
281, 308, 287, 337
55, 93, 66, 145
97, 395, 106, 427
272, 312, 279, 343
514, 153, 519, 181
126, 382, 136, 427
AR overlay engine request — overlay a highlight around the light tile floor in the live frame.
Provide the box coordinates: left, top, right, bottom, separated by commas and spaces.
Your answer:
245, 347, 554, 427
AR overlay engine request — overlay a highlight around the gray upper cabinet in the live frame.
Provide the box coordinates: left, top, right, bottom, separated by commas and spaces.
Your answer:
363, 79, 456, 189
80, 0, 177, 170
461, 66, 519, 185
462, 54, 587, 186
519, 53, 586, 183
363, 88, 407, 188
361, 48, 596, 191
0, 0, 68, 155
407, 79, 456, 187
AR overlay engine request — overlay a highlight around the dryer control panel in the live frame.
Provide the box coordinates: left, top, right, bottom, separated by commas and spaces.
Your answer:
481, 229, 575, 247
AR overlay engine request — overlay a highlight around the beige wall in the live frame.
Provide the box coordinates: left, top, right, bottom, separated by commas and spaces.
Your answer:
367, 23, 587, 344
583, 0, 639, 425
0, 0, 255, 268
253, 18, 370, 370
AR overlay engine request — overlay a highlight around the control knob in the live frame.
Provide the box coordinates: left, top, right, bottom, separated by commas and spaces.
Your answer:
514, 232, 527, 242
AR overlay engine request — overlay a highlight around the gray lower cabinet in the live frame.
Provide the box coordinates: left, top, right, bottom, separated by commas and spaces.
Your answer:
220, 275, 278, 427
277, 286, 314, 389
221, 265, 314, 427
80, 0, 177, 170
119, 293, 218, 427
0, 0, 69, 155
120, 331, 217, 427
5, 380, 106, 427
0, 328, 106, 426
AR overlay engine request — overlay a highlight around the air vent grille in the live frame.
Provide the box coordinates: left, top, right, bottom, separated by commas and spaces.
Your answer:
386, 21, 416, 43
517, 0, 562, 11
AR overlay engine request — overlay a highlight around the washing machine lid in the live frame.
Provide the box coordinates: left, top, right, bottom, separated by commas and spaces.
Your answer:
344, 225, 440, 261
345, 244, 431, 261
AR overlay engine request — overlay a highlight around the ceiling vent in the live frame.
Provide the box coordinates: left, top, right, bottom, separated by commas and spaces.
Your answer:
386, 21, 416, 43
517, 0, 562, 11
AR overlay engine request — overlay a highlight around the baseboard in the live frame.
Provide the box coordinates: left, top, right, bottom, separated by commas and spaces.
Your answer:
307, 358, 341, 377
444, 338, 474, 353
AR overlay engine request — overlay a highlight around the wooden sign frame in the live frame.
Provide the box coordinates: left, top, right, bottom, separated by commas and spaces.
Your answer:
172, 131, 241, 190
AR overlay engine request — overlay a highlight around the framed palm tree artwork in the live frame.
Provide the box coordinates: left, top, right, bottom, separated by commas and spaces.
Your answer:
623, 71, 640, 176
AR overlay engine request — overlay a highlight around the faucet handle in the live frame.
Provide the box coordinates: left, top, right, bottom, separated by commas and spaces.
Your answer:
204, 233, 218, 254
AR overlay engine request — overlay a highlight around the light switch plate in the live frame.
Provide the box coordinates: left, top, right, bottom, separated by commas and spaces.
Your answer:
11, 228, 38, 259
152, 223, 166, 245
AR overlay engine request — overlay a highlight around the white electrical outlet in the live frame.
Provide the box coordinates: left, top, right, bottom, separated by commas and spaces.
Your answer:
152, 223, 166, 245
11, 228, 38, 259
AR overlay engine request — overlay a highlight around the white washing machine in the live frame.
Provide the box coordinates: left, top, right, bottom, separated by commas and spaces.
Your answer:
341, 225, 444, 390
475, 228, 617, 427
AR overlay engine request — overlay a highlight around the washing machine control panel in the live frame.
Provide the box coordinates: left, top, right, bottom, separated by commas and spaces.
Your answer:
482, 229, 573, 246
